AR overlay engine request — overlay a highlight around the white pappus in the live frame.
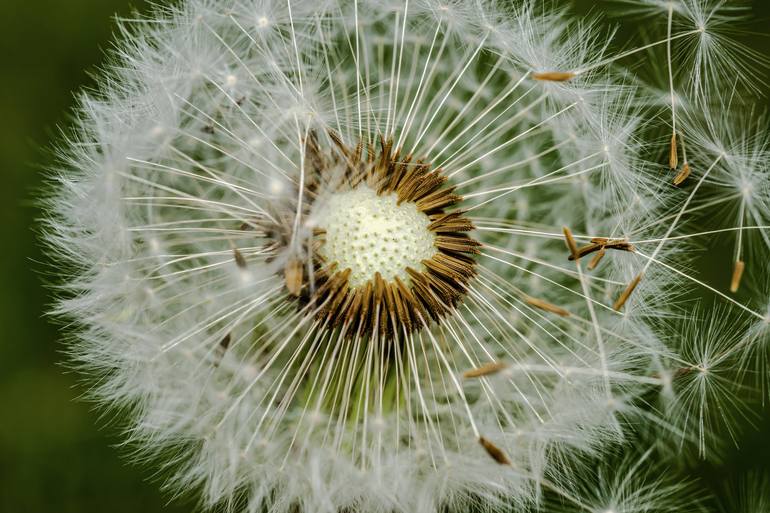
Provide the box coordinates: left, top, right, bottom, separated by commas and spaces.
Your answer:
42, 0, 770, 512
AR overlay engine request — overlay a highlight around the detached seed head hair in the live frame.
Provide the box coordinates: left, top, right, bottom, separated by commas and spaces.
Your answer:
43, 0, 770, 512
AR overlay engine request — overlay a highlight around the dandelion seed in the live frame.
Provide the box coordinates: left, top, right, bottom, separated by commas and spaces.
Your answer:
673, 131, 691, 185
523, 295, 571, 317
531, 71, 576, 82
284, 257, 304, 296
670, 133, 679, 169
479, 437, 511, 466
562, 226, 579, 260
568, 238, 634, 261
674, 162, 692, 185
730, 260, 745, 293
232, 247, 247, 268
587, 247, 606, 270
219, 332, 231, 351
463, 361, 508, 379
613, 273, 644, 311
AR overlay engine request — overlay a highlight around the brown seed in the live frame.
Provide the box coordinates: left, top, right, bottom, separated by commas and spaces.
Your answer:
524, 295, 571, 317
613, 273, 643, 311
304, 130, 327, 172
587, 247, 606, 270
673, 162, 691, 186
479, 437, 511, 465
730, 260, 745, 293
571, 239, 633, 262
673, 366, 694, 379
604, 240, 634, 253
531, 71, 575, 82
213, 332, 232, 367
568, 242, 604, 261
669, 133, 678, 170
233, 248, 247, 269
284, 258, 304, 296
463, 361, 508, 379
562, 226, 579, 260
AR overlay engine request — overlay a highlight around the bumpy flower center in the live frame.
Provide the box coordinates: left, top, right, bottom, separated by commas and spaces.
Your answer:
317, 186, 437, 288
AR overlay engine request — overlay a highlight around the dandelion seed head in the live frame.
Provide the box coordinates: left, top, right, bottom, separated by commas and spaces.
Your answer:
41, 0, 770, 511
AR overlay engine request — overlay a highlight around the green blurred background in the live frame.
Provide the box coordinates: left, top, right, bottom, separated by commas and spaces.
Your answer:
0, 1, 768, 512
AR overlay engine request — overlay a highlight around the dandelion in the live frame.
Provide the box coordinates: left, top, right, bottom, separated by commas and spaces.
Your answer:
43, 0, 770, 512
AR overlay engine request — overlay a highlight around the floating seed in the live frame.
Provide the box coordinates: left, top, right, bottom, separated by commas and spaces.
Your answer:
524, 295, 570, 317
479, 437, 511, 465
569, 238, 633, 261
568, 242, 603, 261
730, 260, 745, 293
463, 361, 508, 379
673, 162, 691, 185
669, 133, 678, 170
284, 258, 304, 296
213, 332, 232, 367
587, 247, 606, 270
562, 226, 579, 260
613, 273, 643, 311
233, 248, 247, 269
532, 71, 575, 82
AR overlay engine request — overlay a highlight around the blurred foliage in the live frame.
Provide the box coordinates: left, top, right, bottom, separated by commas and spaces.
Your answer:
0, 1, 768, 512
0, 1, 189, 511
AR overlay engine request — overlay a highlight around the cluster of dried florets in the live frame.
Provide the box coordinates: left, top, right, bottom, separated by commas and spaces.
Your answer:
268, 133, 479, 340
43, 0, 770, 512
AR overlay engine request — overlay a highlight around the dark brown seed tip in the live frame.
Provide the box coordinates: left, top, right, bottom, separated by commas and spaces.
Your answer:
730, 260, 745, 293
479, 437, 511, 465
571, 239, 634, 263
233, 248, 247, 269
532, 71, 575, 82
214, 332, 232, 367
613, 273, 643, 311
568, 243, 602, 261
